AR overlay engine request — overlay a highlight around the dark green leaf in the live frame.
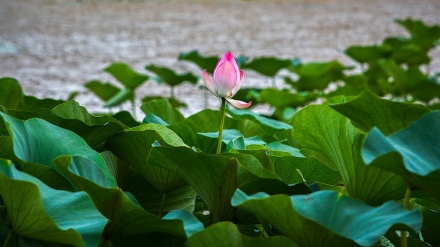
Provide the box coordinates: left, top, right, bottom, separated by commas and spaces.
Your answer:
241, 57, 291, 77
345, 45, 391, 64
141, 99, 184, 125
145, 64, 198, 86
0, 77, 24, 109
178, 50, 219, 71
85, 80, 120, 101
259, 88, 316, 108
269, 156, 341, 185
396, 18, 440, 52
185, 221, 298, 247
105, 123, 188, 192
330, 91, 430, 135
290, 104, 406, 205
149, 146, 278, 222
288, 61, 346, 91
104, 62, 149, 89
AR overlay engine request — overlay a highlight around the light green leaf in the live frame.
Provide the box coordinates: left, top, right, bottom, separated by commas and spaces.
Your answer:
0, 159, 107, 246
53, 156, 197, 243
362, 111, 440, 202
170, 109, 263, 153
0, 112, 116, 188
226, 106, 292, 136
290, 104, 406, 205
232, 189, 422, 247
199, 129, 266, 146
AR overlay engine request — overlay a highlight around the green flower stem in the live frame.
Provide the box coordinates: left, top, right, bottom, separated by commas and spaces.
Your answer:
216, 98, 226, 154
401, 187, 412, 247
131, 99, 137, 120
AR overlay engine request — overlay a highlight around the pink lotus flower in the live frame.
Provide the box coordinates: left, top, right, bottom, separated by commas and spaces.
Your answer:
202, 51, 252, 109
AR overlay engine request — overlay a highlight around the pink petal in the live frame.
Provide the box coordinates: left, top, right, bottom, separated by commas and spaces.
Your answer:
213, 52, 240, 97
226, 98, 252, 109
230, 70, 244, 96
202, 70, 217, 96
213, 64, 238, 97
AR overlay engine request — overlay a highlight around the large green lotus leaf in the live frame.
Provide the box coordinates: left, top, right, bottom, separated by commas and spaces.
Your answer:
288, 60, 346, 91
148, 146, 278, 222
362, 111, 440, 201
141, 98, 184, 125
145, 64, 198, 86
101, 151, 196, 214
1, 133, 74, 191
331, 91, 430, 135
169, 109, 263, 153
185, 221, 298, 247
269, 155, 341, 185
51, 100, 127, 151
105, 123, 188, 192
259, 88, 316, 108
53, 156, 202, 242
345, 45, 391, 64
241, 57, 291, 77
290, 105, 406, 205
104, 62, 149, 89
0, 112, 116, 188
226, 106, 292, 136
85, 80, 120, 102
0, 78, 64, 112
232, 189, 422, 247
1, 100, 126, 151
0, 159, 107, 246
178, 50, 219, 72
